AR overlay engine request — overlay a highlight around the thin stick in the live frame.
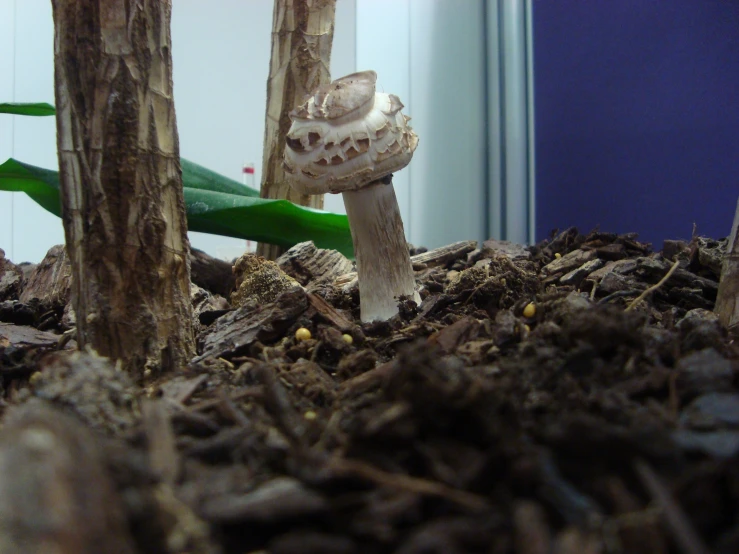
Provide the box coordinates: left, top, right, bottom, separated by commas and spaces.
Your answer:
328, 457, 489, 512
625, 259, 681, 311
633, 459, 711, 554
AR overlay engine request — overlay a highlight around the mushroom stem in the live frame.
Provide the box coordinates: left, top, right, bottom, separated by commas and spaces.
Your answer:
342, 177, 420, 322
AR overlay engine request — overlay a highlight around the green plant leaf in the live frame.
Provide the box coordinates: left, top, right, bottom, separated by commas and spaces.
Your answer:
180, 158, 259, 197
0, 158, 353, 256
0, 102, 56, 117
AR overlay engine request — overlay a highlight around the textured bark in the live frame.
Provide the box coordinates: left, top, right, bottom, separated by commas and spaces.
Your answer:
716, 197, 739, 331
0, 401, 136, 554
257, 0, 337, 259
51, 0, 194, 377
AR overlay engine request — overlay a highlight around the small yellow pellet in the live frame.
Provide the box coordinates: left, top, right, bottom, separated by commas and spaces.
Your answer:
304, 410, 317, 420
523, 302, 536, 318
554, 252, 562, 259
342, 333, 353, 345
28, 372, 42, 386
295, 327, 312, 341
524, 324, 531, 333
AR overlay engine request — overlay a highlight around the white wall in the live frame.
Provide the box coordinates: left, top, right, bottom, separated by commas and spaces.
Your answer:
408, 0, 487, 248
1, 0, 487, 262
0, 0, 62, 263
354, 0, 487, 249
0, 0, 14, 255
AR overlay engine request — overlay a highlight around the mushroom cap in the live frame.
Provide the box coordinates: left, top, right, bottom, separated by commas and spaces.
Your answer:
283, 70, 419, 195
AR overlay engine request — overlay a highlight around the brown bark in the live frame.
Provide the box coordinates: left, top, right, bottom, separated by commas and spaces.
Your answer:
716, 197, 739, 331
51, 0, 194, 377
257, 0, 337, 259
0, 400, 136, 554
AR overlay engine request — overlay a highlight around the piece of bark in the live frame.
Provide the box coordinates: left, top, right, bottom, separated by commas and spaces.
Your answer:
674, 348, 733, 400
637, 257, 718, 297
585, 258, 639, 287
199, 476, 329, 524
663, 239, 690, 262
0, 323, 59, 351
0, 248, 22, 301
307, 291, 357, 333
257, 0, 337, 259
411, 240, 479, 267
269, 532, 356, 554
335, 241, 479, 287
604, 476, 667, 554
716, 197, 739, 331
560, 258, 605, 287
190, 247, 236, 297
159, 374, 209, 406
195, 287, 309, 362
142, 399, 179, 487
693, 236, 725, 276
0, 400, 136, 554
513, 500, 551, 554
191, 284, 230, 333
34, 350, 140, 435
18, 244, 72, 308
277, 241, 354, 288
427, 317, 480, 355
595, 242, 628, 260
480, 238, 530, 260
541, 249, 598, 276
551, 527, 601, 554
21, 245, 234, 308
338, 359, 395, 399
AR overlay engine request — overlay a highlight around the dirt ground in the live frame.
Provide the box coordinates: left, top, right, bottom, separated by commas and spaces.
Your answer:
0, 228, 737, 554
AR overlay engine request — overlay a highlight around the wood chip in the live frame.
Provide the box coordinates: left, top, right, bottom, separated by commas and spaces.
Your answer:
541, 249, 598, 276
335, 240, 478, 285
0, 400, 136, 553
19, 244, 72, 307
195, 287, 308, 362
0, 323, 59, 351
307, 291, 357, 333
277, 241, 354, 288
142, 399, 179, 486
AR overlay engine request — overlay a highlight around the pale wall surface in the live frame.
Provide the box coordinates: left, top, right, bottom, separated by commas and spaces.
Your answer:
0, 0, 61, 263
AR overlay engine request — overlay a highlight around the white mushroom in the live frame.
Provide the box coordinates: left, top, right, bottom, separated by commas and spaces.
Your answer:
283, 70, 420, 322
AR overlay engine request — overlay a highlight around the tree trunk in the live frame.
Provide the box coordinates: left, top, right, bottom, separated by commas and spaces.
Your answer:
257, 0, 337, 260
716, 197, 739, 332
51, 0, 195, 378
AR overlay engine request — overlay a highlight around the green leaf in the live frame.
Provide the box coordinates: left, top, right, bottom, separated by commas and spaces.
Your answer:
0, 158, 354, 256
0, 102, 56, 117
180, 158, 259, 198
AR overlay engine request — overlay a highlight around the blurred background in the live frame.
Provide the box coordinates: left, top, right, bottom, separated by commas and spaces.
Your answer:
0, 0, 736, 262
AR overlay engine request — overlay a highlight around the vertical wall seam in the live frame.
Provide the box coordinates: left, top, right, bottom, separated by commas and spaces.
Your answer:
525, 0, 536, 244
10, 0, 17, 260
497, 0, 507, 239
481, 0, 490, 241
406, 0, 412, 244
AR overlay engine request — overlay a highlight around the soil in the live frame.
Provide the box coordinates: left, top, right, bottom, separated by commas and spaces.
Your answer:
0, 229, 738, 554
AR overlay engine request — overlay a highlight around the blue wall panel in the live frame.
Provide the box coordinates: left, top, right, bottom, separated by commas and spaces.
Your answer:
534, 0, 739, 246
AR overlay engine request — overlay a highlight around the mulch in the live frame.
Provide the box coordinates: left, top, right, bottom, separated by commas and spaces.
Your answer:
0, 228, 737, 554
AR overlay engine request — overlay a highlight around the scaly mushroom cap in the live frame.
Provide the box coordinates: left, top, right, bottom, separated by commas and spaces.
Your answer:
283, 70, 419, 195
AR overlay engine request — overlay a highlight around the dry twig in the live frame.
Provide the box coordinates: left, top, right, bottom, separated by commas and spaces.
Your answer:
633, 459, 710, 554
625, 259, 681, 311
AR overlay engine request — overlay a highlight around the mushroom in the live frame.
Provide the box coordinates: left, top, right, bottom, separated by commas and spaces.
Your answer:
283, 70, 420, 322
